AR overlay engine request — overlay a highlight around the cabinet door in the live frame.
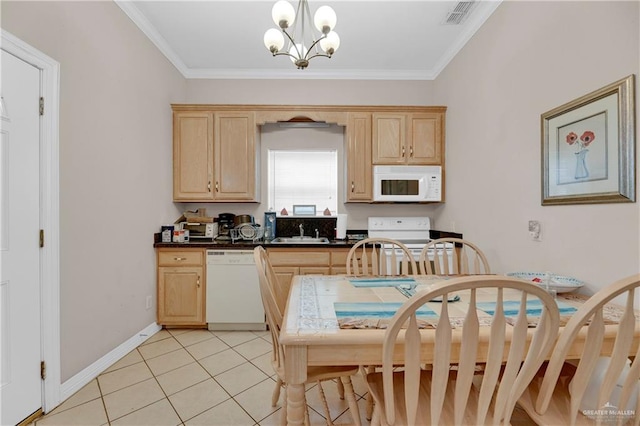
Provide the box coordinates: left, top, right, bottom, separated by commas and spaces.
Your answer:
346, 112, 372, 201
158, 266, 205, 325
173, 111, 214, 201
408, 113, 443, 165
372, 113, 406, 164
214, 112, 257, 201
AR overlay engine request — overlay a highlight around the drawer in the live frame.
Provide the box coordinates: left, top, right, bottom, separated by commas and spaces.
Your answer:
157, 249, 204, 266
268, 250, 331, 266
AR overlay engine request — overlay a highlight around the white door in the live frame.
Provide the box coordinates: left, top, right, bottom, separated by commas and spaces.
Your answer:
0, 50, 42, 425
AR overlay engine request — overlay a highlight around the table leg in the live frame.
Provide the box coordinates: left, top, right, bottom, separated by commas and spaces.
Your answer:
284, 344, 308, 426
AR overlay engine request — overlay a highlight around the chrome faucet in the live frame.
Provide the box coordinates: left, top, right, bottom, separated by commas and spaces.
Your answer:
299, 223, 304, 237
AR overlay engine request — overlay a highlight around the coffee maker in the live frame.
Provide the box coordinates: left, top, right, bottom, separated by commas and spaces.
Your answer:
216, 213, 235, 240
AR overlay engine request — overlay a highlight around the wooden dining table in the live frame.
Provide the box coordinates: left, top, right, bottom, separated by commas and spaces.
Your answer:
279, 274, 636, 426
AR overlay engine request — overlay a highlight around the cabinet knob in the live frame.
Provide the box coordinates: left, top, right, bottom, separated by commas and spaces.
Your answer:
402, 146, 406, 157
351, 182, 355, 192
410, 146, 414, 157
197, 276, 200, 287
207, 181, 211, 192
215, 181, 219, 192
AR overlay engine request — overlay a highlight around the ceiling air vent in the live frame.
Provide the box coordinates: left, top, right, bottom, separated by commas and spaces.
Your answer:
442, 1, 476, 25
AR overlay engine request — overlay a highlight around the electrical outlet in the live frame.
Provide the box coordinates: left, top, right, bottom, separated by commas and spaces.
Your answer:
146, 295, 152, 310
528, 220, 541, 241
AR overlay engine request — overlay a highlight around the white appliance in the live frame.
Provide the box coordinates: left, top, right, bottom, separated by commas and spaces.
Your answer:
367, 216, 453, 272
206, 250, 266, 331
373, 165, 442, 202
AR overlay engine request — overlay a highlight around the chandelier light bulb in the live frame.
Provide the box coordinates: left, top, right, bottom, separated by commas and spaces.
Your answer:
289, 43, 307, 62
313, 5, 337, 34
319, 31, 340, 55
272, 0, 296, 29
263, 28, 285, 53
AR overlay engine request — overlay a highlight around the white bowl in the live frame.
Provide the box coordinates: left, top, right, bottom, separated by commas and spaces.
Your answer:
506, 272, 585, 293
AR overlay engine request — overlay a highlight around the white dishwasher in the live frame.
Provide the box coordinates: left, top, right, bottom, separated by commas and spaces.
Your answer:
206, 250, 266, 331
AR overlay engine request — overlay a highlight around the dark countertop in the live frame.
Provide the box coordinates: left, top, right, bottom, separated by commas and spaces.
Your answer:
153, 237, 357, 249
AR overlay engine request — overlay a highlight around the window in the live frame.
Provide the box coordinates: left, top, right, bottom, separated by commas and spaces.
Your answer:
268, 150, 338, 215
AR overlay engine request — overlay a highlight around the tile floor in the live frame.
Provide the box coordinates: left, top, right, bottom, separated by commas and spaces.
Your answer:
32, 328, 369, 426
32, 328, 536, 426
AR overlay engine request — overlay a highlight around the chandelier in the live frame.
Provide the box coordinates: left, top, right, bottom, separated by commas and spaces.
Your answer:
263, 0, 340, 70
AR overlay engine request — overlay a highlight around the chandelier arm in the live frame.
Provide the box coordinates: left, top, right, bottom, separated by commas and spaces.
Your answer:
280, 28, 304, 59
305, 52, 332, 61
303, 35, 327, 59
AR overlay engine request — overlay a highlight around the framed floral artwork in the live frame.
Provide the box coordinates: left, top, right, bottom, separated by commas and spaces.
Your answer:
542, 74, 635, 205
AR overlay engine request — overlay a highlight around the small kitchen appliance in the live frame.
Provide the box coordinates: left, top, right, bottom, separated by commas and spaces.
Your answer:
373, 165, 442, 202
264, 211, 277, 241
216, 213, 236, 240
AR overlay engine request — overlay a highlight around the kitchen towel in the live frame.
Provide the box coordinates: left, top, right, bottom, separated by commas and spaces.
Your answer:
349, 277, 416, 288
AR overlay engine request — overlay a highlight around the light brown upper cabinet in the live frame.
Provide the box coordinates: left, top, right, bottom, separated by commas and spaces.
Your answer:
173, 109, 259, 202
213, 112, 258, 201
372, 112, 444, 165
346, 112, 372, 202
173, 111, 214, 201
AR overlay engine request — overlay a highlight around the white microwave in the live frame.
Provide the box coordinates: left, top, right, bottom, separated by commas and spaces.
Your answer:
373, 165, 442, 202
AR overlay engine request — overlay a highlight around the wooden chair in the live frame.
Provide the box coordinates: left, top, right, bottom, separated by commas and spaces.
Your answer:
346, 237, 417, 276
346, 237, 417, 419
517, 273, 640, 426
253, 247, 362, 426
418, 237, 490, 275
365, 275, 560, 426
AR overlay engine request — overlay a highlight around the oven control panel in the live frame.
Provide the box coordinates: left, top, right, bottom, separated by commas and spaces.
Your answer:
367, 217, 431, 231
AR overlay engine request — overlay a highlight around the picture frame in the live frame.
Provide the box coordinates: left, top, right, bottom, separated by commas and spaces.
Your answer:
541, 74, 635, 205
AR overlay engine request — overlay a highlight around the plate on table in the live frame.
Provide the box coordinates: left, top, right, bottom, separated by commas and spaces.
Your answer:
506, 272, 585, 293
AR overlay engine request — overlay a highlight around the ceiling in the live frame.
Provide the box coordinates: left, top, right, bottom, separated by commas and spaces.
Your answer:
115, 0, 502, 80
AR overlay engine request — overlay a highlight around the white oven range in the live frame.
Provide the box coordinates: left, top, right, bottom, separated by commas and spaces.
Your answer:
367, 216, 454, 273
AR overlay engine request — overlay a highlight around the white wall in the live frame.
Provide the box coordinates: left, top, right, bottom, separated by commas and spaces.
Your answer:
2, 1, 186, 380
433, 1, 640, 292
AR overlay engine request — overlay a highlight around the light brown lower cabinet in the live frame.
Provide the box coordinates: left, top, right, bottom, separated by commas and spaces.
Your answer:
157, 248, 205, 326
267, 247, 350, 294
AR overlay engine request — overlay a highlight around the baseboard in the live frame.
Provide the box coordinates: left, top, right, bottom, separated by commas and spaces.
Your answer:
59, 322, 161, 403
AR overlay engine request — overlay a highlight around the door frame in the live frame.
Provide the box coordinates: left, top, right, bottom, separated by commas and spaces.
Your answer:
1, 29, 61, 413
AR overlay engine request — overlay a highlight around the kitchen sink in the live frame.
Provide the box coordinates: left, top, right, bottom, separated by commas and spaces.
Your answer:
270, 236, 330, 244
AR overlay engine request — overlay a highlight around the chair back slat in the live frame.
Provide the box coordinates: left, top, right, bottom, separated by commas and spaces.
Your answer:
618, 340, 640, 416
476, 287, 506, 425
346, 238, 417, 276
430, 294, 453, 424
534, 274, 640, 424
404, 315, 421, 426
381, 276, 560, 426
493, 291, 529, 422
598, 290, 636, 410
454, 288, 479, 425
419, 238, 491, 276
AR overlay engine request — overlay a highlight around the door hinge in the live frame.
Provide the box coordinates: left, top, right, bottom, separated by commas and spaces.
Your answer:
39, 97, 44, 116
39, 229, 44, 248
41, 361, 46, 380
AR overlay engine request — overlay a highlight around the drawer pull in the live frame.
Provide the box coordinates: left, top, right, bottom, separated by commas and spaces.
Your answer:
174, 257, 187, 261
